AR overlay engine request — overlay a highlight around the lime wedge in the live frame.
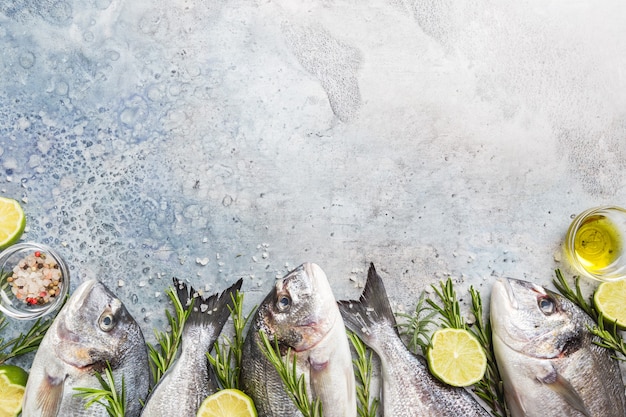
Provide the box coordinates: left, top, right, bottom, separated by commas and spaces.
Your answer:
0, 364, 29, 417
0, 197, 26, 250
594, 279, 626, 329
427, 328, 487, 387
197, 389, 257, 417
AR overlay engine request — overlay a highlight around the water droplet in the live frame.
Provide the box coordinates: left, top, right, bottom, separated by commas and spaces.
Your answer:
107, 50, 120, 61
19, 52, 35, 69
95, 0, 112, 10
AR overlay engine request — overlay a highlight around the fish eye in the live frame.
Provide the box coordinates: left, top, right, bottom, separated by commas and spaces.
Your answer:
98, 312, 116, 332
538, 296, 555, 315
276, 295, 291, 312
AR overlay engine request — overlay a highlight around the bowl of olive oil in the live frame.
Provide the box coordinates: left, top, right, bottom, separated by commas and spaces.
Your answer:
565, 206, 626, 282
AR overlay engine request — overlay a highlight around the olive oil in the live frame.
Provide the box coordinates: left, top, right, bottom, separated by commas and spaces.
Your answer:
573, 214, 622, 271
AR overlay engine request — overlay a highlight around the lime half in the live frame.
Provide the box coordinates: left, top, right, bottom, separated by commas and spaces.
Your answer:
427, 328, 487, 387
594, 280, 626, 329
197, 389, 257, 417
0, 364, 29, 417
0, 197, 26, 250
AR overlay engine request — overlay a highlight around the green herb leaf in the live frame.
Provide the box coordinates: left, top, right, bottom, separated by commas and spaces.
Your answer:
258, 331, 322, 417
426, 278, 507, 417
427, 278, 465, 329
74, 362, 126, 417
348, 331, 379, 417
0, 313, 56, 366
146, 285, 192, 385
208, 290, 253, 390
551, 270, 626, 360
552, 269, 597, 320
396, 291, 436, 354
467, 286, 507, 417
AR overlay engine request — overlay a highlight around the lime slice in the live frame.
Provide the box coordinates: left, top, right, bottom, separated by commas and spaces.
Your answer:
0, 197, 26, 250
0, 364, 28, 417
594, 280, 626, 329
427, 328, 487, 387
197, 389, 257, 417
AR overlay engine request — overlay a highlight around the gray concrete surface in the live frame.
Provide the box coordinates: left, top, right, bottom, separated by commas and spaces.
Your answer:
1, 0, 625, 383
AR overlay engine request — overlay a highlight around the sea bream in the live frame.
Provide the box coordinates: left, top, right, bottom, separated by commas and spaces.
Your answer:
490, 277, 626, 417
239, 262, 357, 417
338, 263, 491, 417
140, 277, 243, 417
22, 279, 150, 417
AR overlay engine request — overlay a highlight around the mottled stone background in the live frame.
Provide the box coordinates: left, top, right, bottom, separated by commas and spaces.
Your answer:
1, 0, 625, 370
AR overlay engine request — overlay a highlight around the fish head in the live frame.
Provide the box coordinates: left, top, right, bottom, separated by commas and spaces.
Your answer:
262, 262, 337, 352
53, 279, 144, 371
490, 277, 588, 360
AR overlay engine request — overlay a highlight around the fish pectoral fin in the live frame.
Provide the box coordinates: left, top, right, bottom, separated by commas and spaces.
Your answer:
36, 371, 65, 417
537, 370, 592, 417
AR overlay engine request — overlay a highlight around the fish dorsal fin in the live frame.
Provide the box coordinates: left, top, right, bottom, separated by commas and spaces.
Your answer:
537, 368, 592, 417
36, 371, 65, 417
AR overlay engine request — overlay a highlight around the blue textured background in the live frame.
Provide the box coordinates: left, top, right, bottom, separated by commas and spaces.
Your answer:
1, 0, 625, 378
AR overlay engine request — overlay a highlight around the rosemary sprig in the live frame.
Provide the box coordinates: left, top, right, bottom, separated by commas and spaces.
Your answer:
552, 269, 626, 360
0, 313, 55, 365
208, 290, 253, 389
258, 331, 322, 417
468, 286, 507, 417
348, 331, 379, 417
146, 286, 192, 384
552, 269, 597, 320
396, 292, 436, 354
0, 269, 10, 292
74, 362, 126, 417
427, 278, 465, 329
589, 312, 626, 359
427, 278, 507, 417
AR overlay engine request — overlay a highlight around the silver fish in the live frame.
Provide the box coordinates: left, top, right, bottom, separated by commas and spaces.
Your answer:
22, 279, 150, 417
338, 263, 491, 417
140, 277, 243, 417
240, 262, 357, 417
490, 277, 626, 417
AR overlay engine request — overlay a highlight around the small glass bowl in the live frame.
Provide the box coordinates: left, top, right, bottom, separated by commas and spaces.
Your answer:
564, 206, 626, 282
0, 242, 70, 319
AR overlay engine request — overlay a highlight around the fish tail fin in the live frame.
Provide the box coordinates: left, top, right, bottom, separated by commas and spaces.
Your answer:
338, 263, 397, 344
172, 277, 243, 335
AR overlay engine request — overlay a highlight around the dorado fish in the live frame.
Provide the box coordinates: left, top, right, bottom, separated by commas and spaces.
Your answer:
140, 277, 243, 417
490, 277, 626, 417
338, 263, 491, 417
240, 262, 357, 417
22, 279, 150, 417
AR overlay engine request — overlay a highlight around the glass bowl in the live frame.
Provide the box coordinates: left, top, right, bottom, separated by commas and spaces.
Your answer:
564, 206, 626, 282
0, 242, 70, 319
